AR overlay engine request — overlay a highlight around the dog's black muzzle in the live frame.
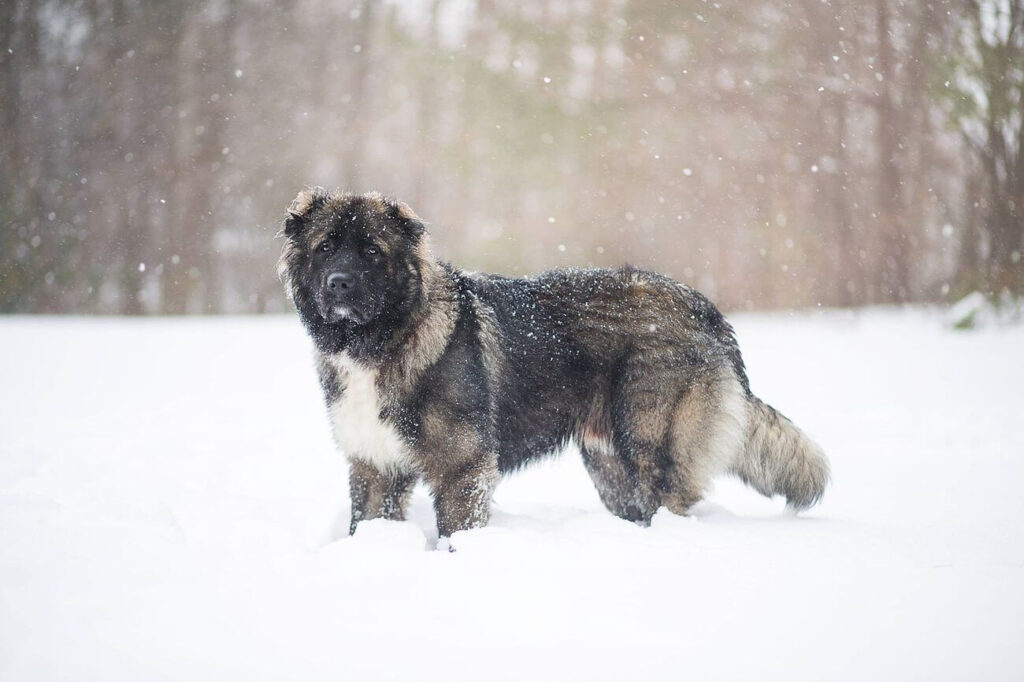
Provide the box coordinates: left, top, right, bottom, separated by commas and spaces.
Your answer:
320, 270, 369, 324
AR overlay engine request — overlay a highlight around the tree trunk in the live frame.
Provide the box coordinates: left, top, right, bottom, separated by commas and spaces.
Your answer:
341, 0, 376, 190
875, 0, 909, 303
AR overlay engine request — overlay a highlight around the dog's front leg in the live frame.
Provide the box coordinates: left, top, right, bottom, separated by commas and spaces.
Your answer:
347, 457, 416, 535
425, 455, 499, 539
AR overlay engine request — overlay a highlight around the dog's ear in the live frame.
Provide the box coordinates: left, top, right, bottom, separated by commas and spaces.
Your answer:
282, 187, 329, 237
386, 199, 426, 240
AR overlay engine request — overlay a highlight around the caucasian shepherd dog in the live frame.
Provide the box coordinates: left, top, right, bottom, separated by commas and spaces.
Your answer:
278, 188, 829, 540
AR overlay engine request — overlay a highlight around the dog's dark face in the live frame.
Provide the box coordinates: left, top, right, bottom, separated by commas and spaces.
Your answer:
278, 189, 427, 351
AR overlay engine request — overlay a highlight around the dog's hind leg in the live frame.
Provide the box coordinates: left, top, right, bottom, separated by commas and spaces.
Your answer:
347, 458, 417, 535
583, 371, 674, 525
580, 440, 657, 525
576, 399, 649, 523
660, 369, 749, 515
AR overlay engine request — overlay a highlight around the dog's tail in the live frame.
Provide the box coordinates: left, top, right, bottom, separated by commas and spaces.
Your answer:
730, 396, 829, 511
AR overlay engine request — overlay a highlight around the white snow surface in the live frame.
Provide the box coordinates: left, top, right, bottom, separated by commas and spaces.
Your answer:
1, 309, 1022, 681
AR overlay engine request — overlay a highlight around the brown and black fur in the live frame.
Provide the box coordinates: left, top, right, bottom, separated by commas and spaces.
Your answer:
278, 188, 830, 540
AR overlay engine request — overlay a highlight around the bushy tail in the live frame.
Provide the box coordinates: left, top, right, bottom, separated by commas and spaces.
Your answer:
731, 396, 829, 511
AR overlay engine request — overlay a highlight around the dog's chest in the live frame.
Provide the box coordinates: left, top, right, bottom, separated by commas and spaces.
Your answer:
326, 354, 412, 471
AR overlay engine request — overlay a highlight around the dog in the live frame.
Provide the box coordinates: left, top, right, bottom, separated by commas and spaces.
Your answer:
278, 188, 829, 539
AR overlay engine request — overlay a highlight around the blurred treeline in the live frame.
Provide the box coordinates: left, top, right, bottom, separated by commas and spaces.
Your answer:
1, 0, 1021, 314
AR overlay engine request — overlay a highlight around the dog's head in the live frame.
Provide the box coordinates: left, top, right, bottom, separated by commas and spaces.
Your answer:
278, 189, 428, 342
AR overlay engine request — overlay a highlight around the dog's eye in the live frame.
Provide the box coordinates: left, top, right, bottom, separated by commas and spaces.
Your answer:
319, 242, 331, 253
366, 246, 378, 255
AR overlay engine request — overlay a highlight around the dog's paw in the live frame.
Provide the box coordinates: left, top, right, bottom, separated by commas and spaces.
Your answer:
436, 537, 456, 553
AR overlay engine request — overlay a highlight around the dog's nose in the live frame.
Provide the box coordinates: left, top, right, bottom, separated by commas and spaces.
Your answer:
327, 272, 354, 291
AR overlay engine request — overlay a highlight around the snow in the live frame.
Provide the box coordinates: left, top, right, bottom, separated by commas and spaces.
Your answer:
1, 309, 1022, 681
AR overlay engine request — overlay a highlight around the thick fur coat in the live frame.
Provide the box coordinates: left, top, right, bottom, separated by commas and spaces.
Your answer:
278, 189, 829, 538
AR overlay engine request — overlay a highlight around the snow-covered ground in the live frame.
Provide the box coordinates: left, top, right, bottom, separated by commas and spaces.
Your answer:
1, 309, 1022, 681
